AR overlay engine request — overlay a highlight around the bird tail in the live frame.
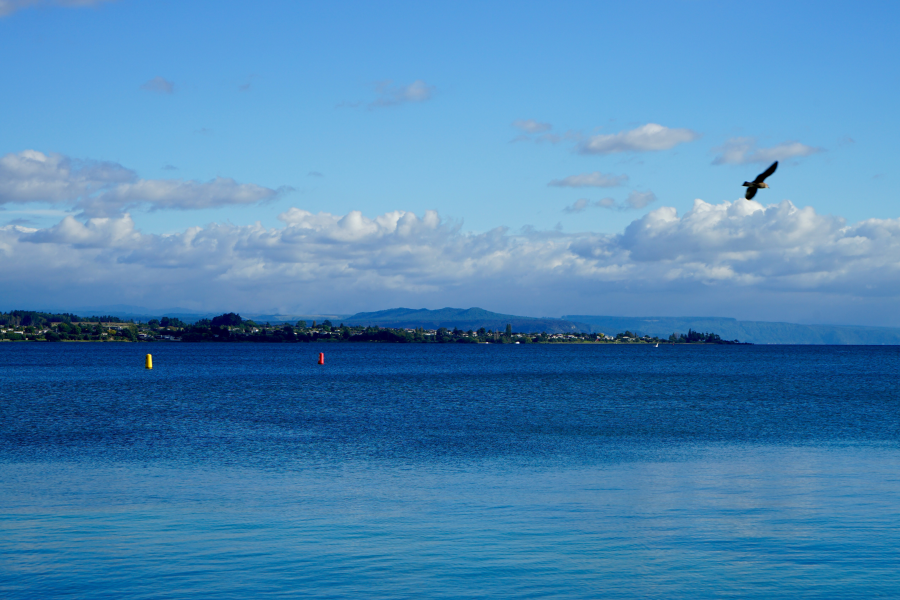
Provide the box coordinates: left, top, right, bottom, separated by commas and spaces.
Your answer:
742, 181, 751, 186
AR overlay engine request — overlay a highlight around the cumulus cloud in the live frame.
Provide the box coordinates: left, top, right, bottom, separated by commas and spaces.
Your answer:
29, 213, 142, 247
712, 137, 824, 165
549, 172, 628, 188
369, 80, 435, 108
0, 150, 133, 204
0, 0, 114, 17
564, 191, 657, 213
0, 150, 287, 217
140, 76, 174, 94
7, 200, 900, 322
578, 123, 700, 155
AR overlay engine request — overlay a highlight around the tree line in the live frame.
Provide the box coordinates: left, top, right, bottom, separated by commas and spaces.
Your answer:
0, 310, 740, 344
0, 310, 128, 328
1, 310, 745, 344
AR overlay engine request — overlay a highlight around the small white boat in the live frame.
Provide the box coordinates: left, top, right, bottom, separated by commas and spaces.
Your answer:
655, 343, 659, 347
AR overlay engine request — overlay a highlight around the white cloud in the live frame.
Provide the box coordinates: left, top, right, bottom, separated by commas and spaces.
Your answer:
0, 150, 287, 217
549, 172, 628, 188
29, 213, 143, 248
712, 137, 824, 165
509, 120, 574, 144
369, 80, 435, 108
78, 177, 284, 216
625, 190, 657, 209
595, 197, 617, 209
565, 191, 657, 212
0, 0, 114, 17
563, 198, 590, 214
578, 123, 700, 155
7, 200, 900, 323
140, 76, 174, 94
512, 119, 552, 134
0, 150, 134, 204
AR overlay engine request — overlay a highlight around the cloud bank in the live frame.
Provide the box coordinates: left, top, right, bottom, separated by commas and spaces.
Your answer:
0, 150, 288, 217
5, 199, 900, 324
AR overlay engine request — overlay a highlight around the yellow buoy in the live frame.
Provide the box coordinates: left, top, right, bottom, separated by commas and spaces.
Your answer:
145, 354, 153, 369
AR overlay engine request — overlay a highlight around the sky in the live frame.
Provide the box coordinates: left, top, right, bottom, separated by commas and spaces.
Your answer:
1, 0, 899, 324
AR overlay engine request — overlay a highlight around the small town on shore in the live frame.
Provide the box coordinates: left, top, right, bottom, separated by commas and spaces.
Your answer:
0, 310, 744, 345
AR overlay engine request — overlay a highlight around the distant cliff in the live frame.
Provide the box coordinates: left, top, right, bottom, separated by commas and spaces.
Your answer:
564, 316, 900, 345
345, 307, 590, 334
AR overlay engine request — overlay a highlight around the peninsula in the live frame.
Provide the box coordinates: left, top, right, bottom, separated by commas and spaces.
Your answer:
0, 310, 742, 345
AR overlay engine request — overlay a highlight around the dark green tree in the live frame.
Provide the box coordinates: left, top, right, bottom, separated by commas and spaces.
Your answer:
211, 313, 242, 328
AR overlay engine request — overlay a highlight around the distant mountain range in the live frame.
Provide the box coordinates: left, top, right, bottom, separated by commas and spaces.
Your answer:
29, 304, 900, 344
344, 307, 589, 334
346, 309, 900, 344
35, 305, 351, 325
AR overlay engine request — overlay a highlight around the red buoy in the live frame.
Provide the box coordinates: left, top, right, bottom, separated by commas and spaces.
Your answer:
318, 352, 324, 365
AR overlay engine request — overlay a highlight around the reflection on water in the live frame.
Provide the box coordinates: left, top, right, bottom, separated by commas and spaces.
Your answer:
1, 343, 899, 598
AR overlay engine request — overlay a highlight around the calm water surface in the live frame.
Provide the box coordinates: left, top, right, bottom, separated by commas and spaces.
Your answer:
1, 343, 899, 598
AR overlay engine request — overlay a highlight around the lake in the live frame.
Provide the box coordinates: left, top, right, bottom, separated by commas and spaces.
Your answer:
2, 343, 899, 598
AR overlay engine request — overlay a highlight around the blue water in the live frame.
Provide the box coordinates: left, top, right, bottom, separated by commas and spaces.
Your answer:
2, 343, 899, 598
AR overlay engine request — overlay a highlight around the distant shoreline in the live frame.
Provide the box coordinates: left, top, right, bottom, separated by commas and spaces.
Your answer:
1, 310, 746, 345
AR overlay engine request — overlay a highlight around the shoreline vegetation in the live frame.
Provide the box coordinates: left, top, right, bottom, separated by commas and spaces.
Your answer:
0, 310, 745, 345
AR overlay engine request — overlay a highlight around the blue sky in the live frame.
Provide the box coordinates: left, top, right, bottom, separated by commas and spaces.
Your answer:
1, 0, 899, 324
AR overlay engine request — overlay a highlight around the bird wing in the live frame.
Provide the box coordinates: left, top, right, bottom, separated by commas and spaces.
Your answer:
745, 187, 757, 200
753, 161, 778, 184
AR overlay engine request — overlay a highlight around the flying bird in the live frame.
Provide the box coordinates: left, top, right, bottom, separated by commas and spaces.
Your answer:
743, 161, 778, 200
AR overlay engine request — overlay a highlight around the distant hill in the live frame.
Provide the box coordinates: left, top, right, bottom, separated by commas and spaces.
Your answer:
243, 313, 352, 325
345, 307, 590, 334
35, 303, 900, 343
564, 315, 900, 345
49, 305, 217, 324
48, 305, 351, 325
